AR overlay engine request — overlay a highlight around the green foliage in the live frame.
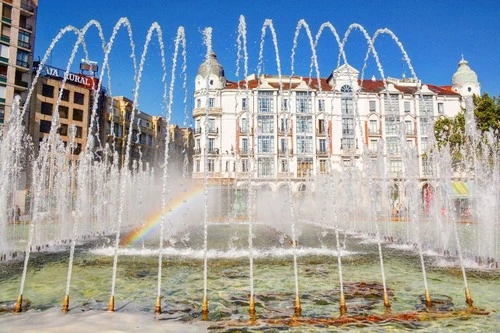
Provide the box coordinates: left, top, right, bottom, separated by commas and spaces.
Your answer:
434, 94, 500, 149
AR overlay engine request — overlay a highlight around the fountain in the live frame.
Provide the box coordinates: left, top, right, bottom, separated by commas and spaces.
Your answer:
0, 16, 498, 332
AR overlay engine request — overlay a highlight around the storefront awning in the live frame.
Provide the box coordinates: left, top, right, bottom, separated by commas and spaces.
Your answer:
448, 181, 471, 198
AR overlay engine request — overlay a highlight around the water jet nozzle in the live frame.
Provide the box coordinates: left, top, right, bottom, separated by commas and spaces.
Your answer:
14, 294, 23, 313
62, 294, 70, 312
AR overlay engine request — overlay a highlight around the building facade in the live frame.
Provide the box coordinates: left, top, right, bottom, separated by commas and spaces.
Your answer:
192, 53, 479, 191
0, 0, 37, 124
28, 63, 100, 159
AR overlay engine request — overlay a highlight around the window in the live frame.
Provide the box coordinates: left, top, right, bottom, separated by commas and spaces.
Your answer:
241, 138, 248, 153
342, 117, 354, 135
59, 106, 69, 119
60, 89, 69, 101
280, 138, 287, 152
16, 50, 29, 67
208, 118, 216, 133
75, 126, 83, 138
389, 160, 403, 175
420, 118, 430, 136
225, 161, 229, 172
196, 98, 201, 108
421, 137, 428, 152
58, 123, 68, 136
317, 119, 325, 133
257, 115, 273, 134
196, 160, 200, 172
42, 84, 54, 98
419, 95, 433, 115
296, 92, 311, 113
208, 97, 215, 107
385, 94, 399, 115
319, 160, 327, 173
258, 91, 273, 113
73, 109, 83, 121
242, 97, 248, 110
318, 99, 325, 111
18, 31, 30, 49
369, 100, 376, 112
341, 98, 353, 115
385, 116, 400, 135
297, 158, 313, 177
257, 157, 274, 177
369, 119, 378, 134
281, 98, 288, 111
40, 120, 51, 133
369, 139, 379, 152
74, 92, 84, 105
318, 139, 327, 152
207, 159, 215, 172
280, 118, 288, 132
297, 116, 312, 133
404, 101, 411, 113
257, 135, 274, 153
341, 137, 355, 150
41, 102, 53, 116
405, 120, 413, 135
387, 137, 400, 154
241, 118, 248, 133
208, 138, 215, 152
340, 85, 352, 93
281, 159, 288, 172
242, 159, 249, 172
438, 102, 444, 114
296, 135, 312, 154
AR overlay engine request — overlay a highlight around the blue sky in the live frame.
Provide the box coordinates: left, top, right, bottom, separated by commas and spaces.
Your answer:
35, 0, 500, 125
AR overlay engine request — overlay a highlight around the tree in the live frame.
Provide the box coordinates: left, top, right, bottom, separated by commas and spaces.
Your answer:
434, 93, 499, 147
433, 93, 500, 168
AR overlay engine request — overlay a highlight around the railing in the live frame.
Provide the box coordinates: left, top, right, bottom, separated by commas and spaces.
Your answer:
316, 149, 328, 156
19, 24, 33, 31
17, 40, 31, 50
277, 128, 292, 135
14, 80, 28, 88
20, 1, 35, 14
207, 127, 218, 134
1, 17, 11, 24
316, 129, 327, 136
368, 129, 381, 136
193, 107, 222, 117
194, 128, 202, 135
277, 149, 293, 156
238, 148, 253, 156
16, 60, 29, 68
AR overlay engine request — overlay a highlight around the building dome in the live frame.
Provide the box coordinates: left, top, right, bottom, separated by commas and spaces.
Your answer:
452, 57, 478, 87
197, 51, 225, 79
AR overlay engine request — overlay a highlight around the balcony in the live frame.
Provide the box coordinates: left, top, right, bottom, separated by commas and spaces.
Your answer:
238, 148, 253, 156
238, 127, 251, 135
368, 129, 382, 136
19, 23, 33, 32
405, 129, 416, 137
0, 74, 6, 83
14, 79, 28, 90
193, 127, 202, 135
1, 35, 10, 43
16, 60, 29, 69
316, 149, 329, 156
20, 1, 36, 15
193, 107, 222, 117
277, 149, 293, 156
277, 128, 292, 136
1, 16, 11, 25
316, 129, 327, 136
207, 127, 219, 135
17, 40, 31, 50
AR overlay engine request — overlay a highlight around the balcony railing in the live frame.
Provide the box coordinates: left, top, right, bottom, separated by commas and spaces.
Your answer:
20, 1, 35, 14
14, 79, 28, 88
316, 129, 327, 136
194, 128, 202, 135
238, 148, 253, 156
17, 40, 31, 50
277, 149, 293, 156
1, 35, 10, 43
368, 129, 381, 136
193, 107, 222, 117
316, 149, 328, 156
207, 127, 219, 135
16, 60, 29, 68
277, 128, 292, 135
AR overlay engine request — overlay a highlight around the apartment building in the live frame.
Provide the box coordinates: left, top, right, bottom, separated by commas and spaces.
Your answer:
192, 52, 480, 192
0, 0, 37, 124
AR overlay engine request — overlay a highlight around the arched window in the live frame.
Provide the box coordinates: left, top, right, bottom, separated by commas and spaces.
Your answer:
340, 84, 353, 93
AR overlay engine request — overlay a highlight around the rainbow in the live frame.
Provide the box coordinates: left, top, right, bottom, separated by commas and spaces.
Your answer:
121, 183, 205, 246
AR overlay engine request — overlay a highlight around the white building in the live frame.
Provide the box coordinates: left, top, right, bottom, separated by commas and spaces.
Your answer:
192, 52, 479, 192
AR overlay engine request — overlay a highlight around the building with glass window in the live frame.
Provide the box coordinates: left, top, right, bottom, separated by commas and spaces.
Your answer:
192, 52, 479, 191
0, 0, 37, 125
